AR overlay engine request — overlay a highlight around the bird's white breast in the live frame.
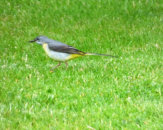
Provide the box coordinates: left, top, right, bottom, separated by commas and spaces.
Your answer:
42, 44, 70, 61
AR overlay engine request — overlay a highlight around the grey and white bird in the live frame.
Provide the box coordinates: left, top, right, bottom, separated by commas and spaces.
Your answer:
29, 36, 116, 71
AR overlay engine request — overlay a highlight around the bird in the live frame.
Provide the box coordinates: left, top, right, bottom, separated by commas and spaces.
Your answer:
29, 36, 117, 71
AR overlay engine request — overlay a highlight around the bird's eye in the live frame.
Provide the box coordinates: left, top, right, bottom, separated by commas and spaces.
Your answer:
35, 38, 39, 41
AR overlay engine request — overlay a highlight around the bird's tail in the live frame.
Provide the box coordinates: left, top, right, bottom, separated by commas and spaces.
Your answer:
85, 53, 117, 58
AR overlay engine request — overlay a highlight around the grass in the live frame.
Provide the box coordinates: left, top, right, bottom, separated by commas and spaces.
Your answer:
0, 0, 163, 129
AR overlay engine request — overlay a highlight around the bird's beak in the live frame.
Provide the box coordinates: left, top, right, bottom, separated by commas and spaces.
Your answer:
28, 39, 36, 43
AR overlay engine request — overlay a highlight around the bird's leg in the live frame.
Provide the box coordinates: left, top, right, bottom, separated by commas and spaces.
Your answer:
50, 62, 61, 72
65, 61, 68, 69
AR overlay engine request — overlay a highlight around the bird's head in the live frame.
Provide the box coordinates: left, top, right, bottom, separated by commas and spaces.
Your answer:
29, 36, 49, 45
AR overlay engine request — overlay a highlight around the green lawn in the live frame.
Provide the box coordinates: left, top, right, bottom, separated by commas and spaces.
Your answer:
0, 0, 163, 129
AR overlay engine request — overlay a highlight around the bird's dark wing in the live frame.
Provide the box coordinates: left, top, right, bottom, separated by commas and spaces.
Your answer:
48, 45, 85, 55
